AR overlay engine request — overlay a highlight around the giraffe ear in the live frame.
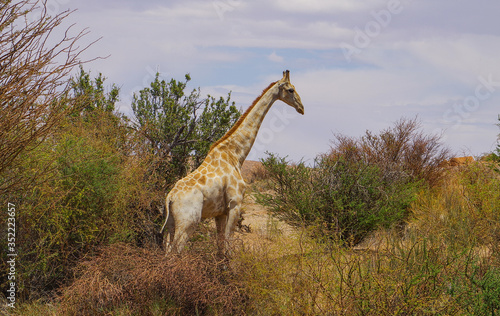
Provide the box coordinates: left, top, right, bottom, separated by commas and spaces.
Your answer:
282, 70, 290, 82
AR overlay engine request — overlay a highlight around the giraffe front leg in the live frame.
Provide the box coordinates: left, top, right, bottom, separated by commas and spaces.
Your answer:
215, 199, 242, 256
225, 200, 242, 238
215, 214, 228, 256
222, 179, 245, 253
220, 198, 243, 257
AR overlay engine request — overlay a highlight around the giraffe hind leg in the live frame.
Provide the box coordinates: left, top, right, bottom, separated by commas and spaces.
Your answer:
164, 213, 175, 254
169, 191, 204, 253
170, 220, 199, 253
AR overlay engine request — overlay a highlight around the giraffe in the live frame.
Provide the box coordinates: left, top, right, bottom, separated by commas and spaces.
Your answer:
160, 70, 304, 254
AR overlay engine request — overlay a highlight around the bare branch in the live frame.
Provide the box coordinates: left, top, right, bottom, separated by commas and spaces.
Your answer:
0, 0, 96, 194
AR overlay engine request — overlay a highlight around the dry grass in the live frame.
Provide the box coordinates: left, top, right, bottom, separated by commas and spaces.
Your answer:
410, 162, 500, 250
234, 226, 498, 315
57, 243, 247, 315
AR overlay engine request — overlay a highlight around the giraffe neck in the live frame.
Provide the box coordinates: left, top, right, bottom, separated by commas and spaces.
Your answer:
213, 82, 279, 167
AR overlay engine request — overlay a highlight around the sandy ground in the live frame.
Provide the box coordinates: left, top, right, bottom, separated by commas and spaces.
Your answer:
233, 160, 294, 247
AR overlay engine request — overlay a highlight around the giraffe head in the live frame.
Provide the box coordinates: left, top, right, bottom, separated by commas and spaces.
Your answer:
277, 70, 304, 115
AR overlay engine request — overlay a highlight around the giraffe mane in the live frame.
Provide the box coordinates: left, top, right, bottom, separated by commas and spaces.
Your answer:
208, 80, 278, 152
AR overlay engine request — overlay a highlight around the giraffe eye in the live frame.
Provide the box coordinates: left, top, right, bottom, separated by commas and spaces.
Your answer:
287, 88, 294, 93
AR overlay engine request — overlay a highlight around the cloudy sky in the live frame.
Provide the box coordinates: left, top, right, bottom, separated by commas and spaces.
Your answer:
52, 0, 500, 162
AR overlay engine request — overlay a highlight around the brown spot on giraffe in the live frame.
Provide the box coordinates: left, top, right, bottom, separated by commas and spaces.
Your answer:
198, 175, 207, 186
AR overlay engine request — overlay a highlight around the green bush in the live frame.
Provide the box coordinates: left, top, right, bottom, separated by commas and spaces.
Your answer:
0, 108, 164, 301
450, 262, 500, 315
317, 153, 418, 244
257, 152, 418, 245
4, 116, 124, 299
256, 118, 450, 245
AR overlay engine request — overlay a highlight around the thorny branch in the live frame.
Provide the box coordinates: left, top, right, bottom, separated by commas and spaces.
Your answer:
0, 0, 97, 194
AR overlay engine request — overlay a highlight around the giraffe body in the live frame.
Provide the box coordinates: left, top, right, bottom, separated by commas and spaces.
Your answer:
160, 70, 304, 254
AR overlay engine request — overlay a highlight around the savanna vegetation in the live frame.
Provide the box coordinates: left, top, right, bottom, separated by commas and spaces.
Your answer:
2, 1, 500, 315
257, 117, 450, 246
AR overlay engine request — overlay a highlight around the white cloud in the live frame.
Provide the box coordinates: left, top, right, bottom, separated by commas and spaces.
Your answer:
404, 35, 500, 82
268, 51, 284, 63
143, 2, 215, 19
273, 0, 387, 13
60, 0, 500, 160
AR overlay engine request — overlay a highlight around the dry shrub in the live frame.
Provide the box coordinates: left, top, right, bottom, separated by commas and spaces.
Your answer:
0, 0, 93, 195
332, 117, 451, 186
241, 160, 268, 183
234, 230, 328, 315
58, 243, 246, 315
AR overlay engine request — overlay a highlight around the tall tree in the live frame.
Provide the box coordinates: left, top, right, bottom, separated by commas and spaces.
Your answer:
70, 66, 120, 115
132, 73, 240, 185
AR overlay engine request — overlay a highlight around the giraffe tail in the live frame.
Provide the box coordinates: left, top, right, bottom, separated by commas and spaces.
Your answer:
160, 196, 171, 235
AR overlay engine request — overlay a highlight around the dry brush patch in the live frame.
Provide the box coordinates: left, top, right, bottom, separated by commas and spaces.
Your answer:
234, 225, 500, 315
58, 243, 247, 315
410, 162, 500, 251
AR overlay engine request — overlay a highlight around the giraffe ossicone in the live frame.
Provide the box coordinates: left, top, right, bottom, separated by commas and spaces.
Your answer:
160, 70, 304, 254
